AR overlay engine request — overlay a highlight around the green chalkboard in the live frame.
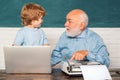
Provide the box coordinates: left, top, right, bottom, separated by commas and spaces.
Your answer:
0, 0, 120, 27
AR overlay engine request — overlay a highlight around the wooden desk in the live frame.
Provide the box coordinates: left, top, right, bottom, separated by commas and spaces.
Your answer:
0, 69, 120, 80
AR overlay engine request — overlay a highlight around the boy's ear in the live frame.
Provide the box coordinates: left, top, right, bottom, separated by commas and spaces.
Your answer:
31, 20, 35, 25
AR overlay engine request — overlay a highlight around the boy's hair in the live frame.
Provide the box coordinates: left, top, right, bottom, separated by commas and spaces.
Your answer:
21, 3, 46, 26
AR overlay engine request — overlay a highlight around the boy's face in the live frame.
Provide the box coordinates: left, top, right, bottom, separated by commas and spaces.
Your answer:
31, 16, 43, 28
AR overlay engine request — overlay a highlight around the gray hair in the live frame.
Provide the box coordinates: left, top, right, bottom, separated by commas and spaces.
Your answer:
79, 12, 89, 27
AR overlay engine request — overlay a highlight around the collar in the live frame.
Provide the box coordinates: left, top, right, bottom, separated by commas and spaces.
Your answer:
24, 26, 39, 31
76, 28, 88, 38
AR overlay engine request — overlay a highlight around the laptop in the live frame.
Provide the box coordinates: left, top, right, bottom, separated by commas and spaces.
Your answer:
3, 46, 51, 73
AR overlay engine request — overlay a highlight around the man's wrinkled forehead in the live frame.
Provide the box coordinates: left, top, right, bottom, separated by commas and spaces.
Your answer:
66, 13, 79, 21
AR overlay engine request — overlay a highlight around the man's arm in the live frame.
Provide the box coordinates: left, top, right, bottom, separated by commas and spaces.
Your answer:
86, 40, 110, 67
70, 39, 110, 67
51, 47, 62, 66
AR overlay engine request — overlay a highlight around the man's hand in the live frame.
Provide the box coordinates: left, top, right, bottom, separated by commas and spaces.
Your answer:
70, 50, 88, 61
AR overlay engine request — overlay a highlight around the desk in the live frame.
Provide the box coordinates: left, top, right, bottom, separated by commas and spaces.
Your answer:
0, 69, 120, 80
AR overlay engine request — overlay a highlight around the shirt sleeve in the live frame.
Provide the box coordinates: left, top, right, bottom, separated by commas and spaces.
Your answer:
13, 30, 24, 46
40, 29, 48, 45
51, 46, 62, 66
43, 33, 48, 45
86, 39, 110, 67
51, 34, 64, 66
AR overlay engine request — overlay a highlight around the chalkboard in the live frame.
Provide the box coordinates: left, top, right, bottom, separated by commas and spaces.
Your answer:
0, 0, 120, 27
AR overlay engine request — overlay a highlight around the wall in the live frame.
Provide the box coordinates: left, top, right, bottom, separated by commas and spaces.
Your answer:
0, 0, 120, 27
0, 28, 120, 70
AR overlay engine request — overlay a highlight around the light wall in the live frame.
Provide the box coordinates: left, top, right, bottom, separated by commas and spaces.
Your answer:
0, 28, 120, 70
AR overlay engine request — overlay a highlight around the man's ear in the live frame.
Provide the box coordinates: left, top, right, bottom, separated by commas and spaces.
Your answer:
80, 22, 85, 31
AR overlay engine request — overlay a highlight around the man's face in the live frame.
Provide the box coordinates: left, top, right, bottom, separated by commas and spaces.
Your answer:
64, 14, 82, 37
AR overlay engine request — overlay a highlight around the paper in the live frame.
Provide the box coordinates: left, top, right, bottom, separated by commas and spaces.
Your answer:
80, 65, 112, 80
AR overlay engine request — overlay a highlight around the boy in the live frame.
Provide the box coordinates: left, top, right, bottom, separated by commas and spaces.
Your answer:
13, 3, 48, 46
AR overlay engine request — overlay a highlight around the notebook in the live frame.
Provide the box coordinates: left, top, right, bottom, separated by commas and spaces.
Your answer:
3, 46, 51, 73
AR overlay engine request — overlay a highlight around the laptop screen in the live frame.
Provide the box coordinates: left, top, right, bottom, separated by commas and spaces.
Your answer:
4, 46, 51, 73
